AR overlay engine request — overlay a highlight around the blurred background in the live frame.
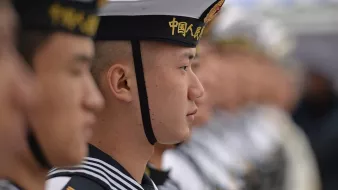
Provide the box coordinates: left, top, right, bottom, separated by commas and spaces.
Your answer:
162, 1, 338, 190
254, 0, 337, 187
229, 1, 338, 189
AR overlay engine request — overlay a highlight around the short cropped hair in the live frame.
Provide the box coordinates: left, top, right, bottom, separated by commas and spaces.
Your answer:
91, 41, 132, 86
17, 30, 52, 67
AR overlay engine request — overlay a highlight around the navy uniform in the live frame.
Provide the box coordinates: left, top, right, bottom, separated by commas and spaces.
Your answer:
48, 144, 157, 190
47, 0, 225, 189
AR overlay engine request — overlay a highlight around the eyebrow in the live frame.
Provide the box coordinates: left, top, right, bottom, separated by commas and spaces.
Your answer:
73, 54, 94, 66
182, 51, 196, 61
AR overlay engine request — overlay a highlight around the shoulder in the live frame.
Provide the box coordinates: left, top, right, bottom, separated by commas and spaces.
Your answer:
46, 176, 106, 190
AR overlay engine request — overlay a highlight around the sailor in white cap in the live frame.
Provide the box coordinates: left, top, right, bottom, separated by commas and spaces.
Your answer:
47, 0, 225, 190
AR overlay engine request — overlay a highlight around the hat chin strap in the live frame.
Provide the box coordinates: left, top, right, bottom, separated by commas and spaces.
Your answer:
131, 40, 157, 145
27, 127, 53, 169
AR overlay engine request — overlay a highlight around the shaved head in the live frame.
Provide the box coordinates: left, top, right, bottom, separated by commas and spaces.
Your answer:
92, 41, 132, 86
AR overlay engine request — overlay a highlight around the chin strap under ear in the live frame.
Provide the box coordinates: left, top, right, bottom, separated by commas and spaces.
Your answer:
27, 127, 53, 169
131, 40, 157, 145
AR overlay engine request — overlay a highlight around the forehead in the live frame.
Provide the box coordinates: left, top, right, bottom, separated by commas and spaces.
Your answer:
32, 33, 94, 71
47, 33, 94, 55
143, 41, 195, 54
140, 41, 196, 68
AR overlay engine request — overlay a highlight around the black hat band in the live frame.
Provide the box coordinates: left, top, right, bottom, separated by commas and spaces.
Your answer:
15, 0, 101, 37
96, 15, 206, 47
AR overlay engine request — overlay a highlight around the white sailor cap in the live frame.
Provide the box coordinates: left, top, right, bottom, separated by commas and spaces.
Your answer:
211, 7, 295, 60
95, 0, 226, 47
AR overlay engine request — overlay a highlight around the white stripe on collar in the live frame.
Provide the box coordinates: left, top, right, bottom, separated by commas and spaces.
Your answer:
151, 180, 159, 190
49, 156, 158, 190
85, 157, 143, 189
48, 169, 116, 190
49, 166, 141, 190
83, 160, 141, 190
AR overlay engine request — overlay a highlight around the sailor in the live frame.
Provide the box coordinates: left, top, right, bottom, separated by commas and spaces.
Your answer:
0, 0, 105, 189
47, 0, 225, 189
0, 0, 35, 189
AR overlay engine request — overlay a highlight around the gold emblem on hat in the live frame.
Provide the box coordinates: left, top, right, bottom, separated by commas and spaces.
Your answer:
204, 0, 225, 24
169, 17, 205, 40
49, 3, 100, 37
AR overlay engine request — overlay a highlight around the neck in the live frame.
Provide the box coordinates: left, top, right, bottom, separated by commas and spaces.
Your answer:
0, 146, 47, 190
90, 108, 154, 183
149, 145, 167, 170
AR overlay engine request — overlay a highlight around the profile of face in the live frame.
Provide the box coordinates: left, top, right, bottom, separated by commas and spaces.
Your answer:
0, 3, 35, 157
192, 40, 240, 126
29, 32, 104, 166
140, 41, 204, 144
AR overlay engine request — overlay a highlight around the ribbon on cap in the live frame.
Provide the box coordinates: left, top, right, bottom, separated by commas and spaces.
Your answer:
96, 15, 206, 47
131, 40, 157, 145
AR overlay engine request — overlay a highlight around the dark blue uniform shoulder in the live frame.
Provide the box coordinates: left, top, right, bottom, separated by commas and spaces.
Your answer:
61, 176, 105, 190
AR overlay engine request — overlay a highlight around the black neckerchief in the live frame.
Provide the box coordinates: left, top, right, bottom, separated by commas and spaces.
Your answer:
145, 164, 170, 186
